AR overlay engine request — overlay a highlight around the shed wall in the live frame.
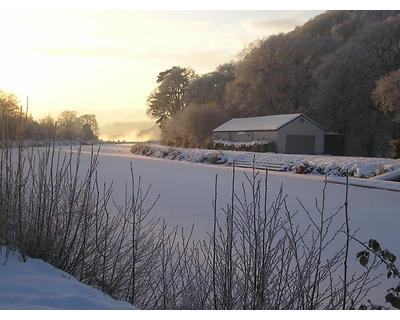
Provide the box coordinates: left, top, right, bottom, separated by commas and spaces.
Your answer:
277, 116, 324, 154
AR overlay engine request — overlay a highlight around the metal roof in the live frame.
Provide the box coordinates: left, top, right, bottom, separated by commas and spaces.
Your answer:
213, 113, 323, 132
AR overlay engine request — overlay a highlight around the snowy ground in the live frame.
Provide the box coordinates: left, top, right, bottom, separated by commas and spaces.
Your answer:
0, 248, 137, 310
1, 143, 399, 311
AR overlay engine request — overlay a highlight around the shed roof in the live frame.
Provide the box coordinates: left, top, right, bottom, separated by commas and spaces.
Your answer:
213, 113, 322, 132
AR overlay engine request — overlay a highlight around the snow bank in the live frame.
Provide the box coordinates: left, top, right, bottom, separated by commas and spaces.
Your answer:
0, 249, 137, 310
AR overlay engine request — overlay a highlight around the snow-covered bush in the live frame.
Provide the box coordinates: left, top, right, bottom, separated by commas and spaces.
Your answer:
131, 142, 152, 155
212, 140, 276, 153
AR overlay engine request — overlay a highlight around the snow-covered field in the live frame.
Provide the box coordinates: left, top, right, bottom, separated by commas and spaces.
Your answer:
1, 143, 399, 310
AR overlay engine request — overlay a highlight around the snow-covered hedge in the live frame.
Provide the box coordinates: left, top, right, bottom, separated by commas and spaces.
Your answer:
130, 143, 400, 179
131, 143, 227, 164
211, 140, 276, 153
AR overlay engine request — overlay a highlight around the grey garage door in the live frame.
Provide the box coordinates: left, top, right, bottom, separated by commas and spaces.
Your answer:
286, 135, 315, 154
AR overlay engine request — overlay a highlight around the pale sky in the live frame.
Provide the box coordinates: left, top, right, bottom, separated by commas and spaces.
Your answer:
0, 2, 331, 126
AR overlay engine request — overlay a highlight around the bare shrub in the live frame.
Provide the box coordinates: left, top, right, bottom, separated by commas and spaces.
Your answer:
1, 129, 382, 309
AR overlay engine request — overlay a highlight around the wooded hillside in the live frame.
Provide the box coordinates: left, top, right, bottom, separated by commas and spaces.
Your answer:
147, 10, 400, 158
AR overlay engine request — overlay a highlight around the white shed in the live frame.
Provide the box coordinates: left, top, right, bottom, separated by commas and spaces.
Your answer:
213, 113, 325, 154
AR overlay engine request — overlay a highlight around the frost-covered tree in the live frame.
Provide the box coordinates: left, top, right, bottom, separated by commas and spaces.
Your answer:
79, 114, 99, 140
314, 14, 400, 156
162, 102, 229, 148
373, 68, 400, 158
225, 33, 338, 117
56, 110, 79, 140
186, 62, 235, 107
37, 115, 56, 140
373, 69, 400, 123
0, 89, 21, 139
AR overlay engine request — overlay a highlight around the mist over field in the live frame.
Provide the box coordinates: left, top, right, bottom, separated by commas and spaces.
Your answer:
98, 121, 161, 142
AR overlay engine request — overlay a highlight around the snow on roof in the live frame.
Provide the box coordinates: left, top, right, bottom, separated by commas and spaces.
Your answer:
213, 113, 322, 132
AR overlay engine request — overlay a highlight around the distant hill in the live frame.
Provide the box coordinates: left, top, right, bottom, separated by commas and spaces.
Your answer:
99, 121, 161, 142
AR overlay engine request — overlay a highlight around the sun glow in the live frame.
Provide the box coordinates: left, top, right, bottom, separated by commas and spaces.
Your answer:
0, 9, 326, 125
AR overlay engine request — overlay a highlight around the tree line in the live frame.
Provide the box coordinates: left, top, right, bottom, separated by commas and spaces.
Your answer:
0, 90, 99, 143
147, 10, 400, 158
